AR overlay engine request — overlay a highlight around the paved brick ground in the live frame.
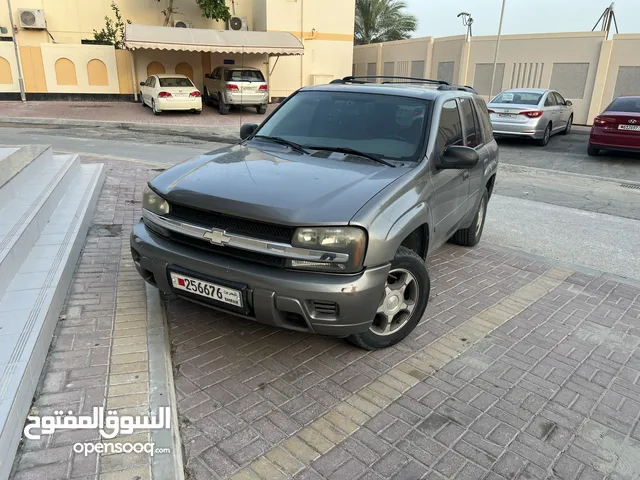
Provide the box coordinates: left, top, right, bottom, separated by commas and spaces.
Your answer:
167, 246, 640, 480
10, 157, 160, 479
1, 101, 274, 128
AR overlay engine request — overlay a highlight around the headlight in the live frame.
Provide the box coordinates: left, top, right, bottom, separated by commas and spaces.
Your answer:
142, 185, 170, 216
289, 227, 367, 273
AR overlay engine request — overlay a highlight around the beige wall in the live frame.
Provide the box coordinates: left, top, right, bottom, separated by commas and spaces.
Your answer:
0, 43, 20, 93
353, 31, 640, 125
134, 50, 203, 90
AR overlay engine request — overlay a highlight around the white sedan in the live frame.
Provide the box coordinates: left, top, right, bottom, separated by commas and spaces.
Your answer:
139, 74, 202, 115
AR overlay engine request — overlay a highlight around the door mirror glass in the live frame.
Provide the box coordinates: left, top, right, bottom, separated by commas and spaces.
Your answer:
204, 73, 211, 79
565, 100, 573, 106
438, 145, 479, 169
140, 82, 145, 86
240, 123, 259, 140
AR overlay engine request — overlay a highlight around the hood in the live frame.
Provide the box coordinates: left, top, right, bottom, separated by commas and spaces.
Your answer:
150, 143, 409, 225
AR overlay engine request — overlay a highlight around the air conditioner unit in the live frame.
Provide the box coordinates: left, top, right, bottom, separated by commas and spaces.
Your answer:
227, 16, 248, 31
173, 20, 193, 28
18, 9, 46, 29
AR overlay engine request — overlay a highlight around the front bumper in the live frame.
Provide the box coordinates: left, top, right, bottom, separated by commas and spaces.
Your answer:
491, 118, 546, 139
130, 220, 389, 336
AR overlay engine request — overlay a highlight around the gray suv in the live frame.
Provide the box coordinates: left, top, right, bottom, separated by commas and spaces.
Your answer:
131, 75, 499, 349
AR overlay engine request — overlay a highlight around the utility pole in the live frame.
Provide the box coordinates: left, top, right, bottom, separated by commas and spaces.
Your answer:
6, 0, 26, 102
488, 0, 506, 100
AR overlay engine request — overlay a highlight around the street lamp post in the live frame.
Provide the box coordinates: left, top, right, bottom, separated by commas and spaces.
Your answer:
6, 0, 27, 102
488, 0, 507, 100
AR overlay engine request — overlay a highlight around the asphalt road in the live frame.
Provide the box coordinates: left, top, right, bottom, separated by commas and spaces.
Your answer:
1, 125, 639, 281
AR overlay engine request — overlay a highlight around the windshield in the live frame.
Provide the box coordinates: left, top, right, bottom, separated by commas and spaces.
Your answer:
225, 69, 265, 82
254, 91, 431, 163
607, 97, 640, 113
491, 91, 542, 105
158, 77, 194, 88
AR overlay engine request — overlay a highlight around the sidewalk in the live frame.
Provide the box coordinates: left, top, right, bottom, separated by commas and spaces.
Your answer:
0, 101, 276, 143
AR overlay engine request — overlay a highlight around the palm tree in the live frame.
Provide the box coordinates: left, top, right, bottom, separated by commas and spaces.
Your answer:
355, 0, 418, 45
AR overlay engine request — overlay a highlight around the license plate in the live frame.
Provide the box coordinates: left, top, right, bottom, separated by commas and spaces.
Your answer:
174, 93, 188, 97
618, 124, 640, 131
170, 272, 243, 307
499, 114, 517, 119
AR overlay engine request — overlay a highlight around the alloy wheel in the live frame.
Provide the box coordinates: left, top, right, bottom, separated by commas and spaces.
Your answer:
370, 268, 419, 336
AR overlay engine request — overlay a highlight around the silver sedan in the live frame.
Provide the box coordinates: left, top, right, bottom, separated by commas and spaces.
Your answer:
488, 88, 574, 146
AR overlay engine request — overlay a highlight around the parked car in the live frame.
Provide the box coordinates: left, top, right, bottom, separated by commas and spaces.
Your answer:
130, 75, 499, 349
203, 66, 268, 115
139, 74, 202, 115
487, 88, 573, 146
588, 95, 640, 156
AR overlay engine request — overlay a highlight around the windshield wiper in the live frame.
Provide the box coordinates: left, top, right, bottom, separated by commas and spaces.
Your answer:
253, 135, 309, 154
305, 146, 396, 168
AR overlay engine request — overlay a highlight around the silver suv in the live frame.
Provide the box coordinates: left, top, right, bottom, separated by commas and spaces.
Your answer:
131, 75, 499, 349
203, 66, 268, 115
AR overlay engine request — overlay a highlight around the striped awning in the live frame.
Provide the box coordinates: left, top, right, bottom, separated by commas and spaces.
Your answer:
124, 24, 304, 56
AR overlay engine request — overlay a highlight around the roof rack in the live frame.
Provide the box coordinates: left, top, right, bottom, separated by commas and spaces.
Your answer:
330, 75, 450, 86
329, 75, 477, 94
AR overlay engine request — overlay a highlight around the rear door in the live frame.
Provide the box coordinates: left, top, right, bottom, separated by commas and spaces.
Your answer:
430, 99, 471, 247
459, 97, 490, 211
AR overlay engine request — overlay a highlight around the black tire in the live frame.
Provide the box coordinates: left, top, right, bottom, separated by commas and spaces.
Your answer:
450, 188, 489, 247
561, 115, 573, 135
536, 123, 551, 146
218, 95, 230, 115
257, 105, 267, 114
587, 145, 600, 156
140, 93, 145, 106
203, 88, 210, 106
347, 246, 430, 350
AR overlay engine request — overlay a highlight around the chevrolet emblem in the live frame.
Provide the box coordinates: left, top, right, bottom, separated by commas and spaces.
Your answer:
203, 229, 231, 245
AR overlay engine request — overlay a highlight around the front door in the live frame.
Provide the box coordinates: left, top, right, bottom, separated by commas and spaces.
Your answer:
430, 99, 471, 248
459, 97, 488, 209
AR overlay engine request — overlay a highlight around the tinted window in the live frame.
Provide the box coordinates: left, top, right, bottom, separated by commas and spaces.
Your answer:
225, 69, 265, 82
144, 77, 152, 86
437, 100, 463, 153
149, 77, 156, 88
554, 92, 566, 105
544, 93, 557, 107
256, 91, 431, 163
606, 97, 640, 113
459, 98, 481, 148
492, 91, 542, 105
158, 77, 194, 87
474, 98, 494, 142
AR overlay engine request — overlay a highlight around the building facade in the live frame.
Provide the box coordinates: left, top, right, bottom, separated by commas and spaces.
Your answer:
353, 31, 640, 125
0, 0, 356, 101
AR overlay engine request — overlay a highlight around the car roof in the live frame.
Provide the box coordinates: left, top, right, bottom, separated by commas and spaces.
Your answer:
499, 88, 549, 94
615, 95, 640, 99
154, 74, 190, 78
300, 82, 476, 101
215, 66, 261, 70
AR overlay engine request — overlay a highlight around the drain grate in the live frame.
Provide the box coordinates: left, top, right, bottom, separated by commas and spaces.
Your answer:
620, 183, 640, 190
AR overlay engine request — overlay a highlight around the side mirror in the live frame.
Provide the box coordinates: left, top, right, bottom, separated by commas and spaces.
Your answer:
240, 123, 259, 140
205, 73, 211, 79
565, 100, 573, 106
140, 82, 145, 86
437, 145, 479, 169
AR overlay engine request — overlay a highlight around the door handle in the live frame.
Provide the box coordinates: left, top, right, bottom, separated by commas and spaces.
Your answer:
463, 171, 470, 179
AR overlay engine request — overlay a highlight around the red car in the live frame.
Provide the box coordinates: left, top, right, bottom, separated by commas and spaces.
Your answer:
588, 95, 640, 156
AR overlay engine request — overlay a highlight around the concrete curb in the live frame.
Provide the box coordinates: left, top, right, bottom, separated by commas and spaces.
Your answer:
500, 162, 640, 187
1, 116, 241, 144
146, 284, 185, 480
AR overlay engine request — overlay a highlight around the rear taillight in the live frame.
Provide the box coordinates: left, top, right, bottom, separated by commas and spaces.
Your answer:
259, 84, 268, 91
226, 84, 239, 91
487, 109, 495, 114
158, 91, 172, 98
594, 116, 613, 125
521, 110, 543, 118
190, 91, 201, 97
